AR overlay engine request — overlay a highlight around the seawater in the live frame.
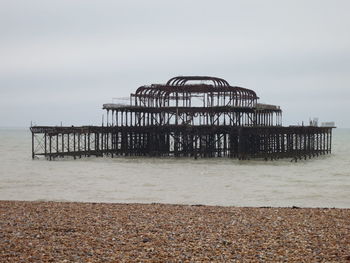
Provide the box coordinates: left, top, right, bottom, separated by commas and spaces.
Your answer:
0, 128, 349, 208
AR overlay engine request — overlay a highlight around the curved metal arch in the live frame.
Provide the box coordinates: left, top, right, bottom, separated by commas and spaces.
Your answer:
135, 86, 150, 95
166, 76, 230, 87
134, 76, 258, 108
138, 77, 257, 97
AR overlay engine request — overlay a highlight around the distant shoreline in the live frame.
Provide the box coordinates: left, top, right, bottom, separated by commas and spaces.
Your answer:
1, 200, 349, 262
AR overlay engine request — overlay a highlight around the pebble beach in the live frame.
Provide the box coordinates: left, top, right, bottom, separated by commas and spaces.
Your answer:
1, 201, 349, 262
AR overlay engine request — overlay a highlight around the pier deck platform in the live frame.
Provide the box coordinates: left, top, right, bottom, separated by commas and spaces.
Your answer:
31, 125, 333, 161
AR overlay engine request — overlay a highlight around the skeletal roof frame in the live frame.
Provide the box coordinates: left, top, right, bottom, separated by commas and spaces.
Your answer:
133, 76, 259, 108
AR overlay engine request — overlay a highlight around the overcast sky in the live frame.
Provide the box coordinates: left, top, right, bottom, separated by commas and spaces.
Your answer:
1, 0, 349, 127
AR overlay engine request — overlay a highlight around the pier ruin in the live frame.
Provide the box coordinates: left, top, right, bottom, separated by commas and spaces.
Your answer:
31, 76, 334, 161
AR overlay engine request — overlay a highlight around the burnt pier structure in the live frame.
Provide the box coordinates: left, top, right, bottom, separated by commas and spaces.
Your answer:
31, 76, 334, 160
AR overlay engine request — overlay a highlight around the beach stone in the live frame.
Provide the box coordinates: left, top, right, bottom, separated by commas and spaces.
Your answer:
0, 201, 349, 262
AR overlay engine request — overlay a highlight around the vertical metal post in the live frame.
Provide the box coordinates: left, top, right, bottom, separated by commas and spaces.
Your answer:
31, 132, 35, 159
73, 132, 76, 159
62, 133, 64, 153
49, 135, 52, 161
44, 133, 47, 156
56, 134, 59, 155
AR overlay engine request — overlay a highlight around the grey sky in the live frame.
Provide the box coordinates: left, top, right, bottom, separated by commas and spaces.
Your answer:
1, 0, 349, 127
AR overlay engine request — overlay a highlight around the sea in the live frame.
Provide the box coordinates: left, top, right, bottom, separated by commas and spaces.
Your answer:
0, 128, 349, 208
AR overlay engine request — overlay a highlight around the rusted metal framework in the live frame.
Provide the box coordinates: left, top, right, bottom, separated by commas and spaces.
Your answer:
30, 76, 334, 161
103, 76, 282, 127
